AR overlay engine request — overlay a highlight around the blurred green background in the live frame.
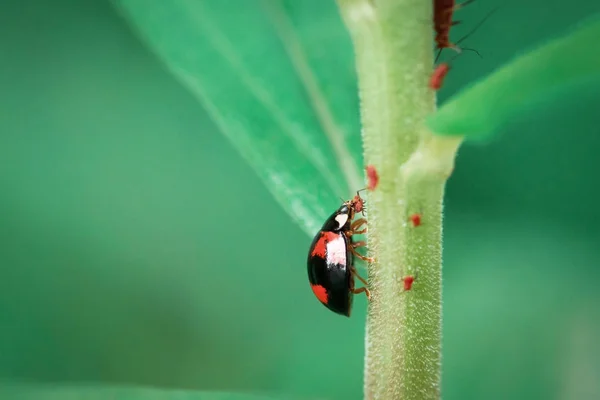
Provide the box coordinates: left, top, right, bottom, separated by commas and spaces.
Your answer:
1, 0, 599, 399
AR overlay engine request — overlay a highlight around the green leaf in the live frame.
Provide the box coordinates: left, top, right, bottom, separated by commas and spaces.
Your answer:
112, 0, 363, 236
427, 16, 600, 140
0, 384, 293, 400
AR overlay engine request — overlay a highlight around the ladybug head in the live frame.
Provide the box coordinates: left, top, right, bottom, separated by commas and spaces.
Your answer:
322, 190, 366, 232
321, 203, 354, 232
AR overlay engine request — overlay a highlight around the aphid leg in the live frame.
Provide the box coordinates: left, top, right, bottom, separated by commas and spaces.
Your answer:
461, 47, 483, 58
351, 266, 369, 286
453, 6, 500, 57
435, 48, 443, 63
450, 44, 463, 55
350, 218, 368, 235
456, 0, 476, 10
349, 241, 375, 263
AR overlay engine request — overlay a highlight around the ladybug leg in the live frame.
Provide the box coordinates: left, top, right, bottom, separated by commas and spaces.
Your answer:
350, 218, 368, 235
351, 218, 367, 230
349, 241, 375, 263
351, 266, 368, 285
352, 240, 367, 249
352, 287, 371, 300
351, 267, 371, 300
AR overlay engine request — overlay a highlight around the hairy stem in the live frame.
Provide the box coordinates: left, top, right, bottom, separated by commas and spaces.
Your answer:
336, 1, 461, 399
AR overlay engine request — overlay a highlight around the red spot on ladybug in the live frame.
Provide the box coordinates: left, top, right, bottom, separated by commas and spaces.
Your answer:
410, 213, 422, 227
365, 165, 379, 191
310, 231, 339, 258
403, 275, 416, 291
310, 284, 328, 304
429, 63, 450, 90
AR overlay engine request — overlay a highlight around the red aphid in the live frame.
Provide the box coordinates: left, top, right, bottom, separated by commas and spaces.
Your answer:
430, 63, 450, 90
403, 275, 416, 291
351, 193, 366, 215
433, 0, 475, 61
433, 0, 460, 55
409, 213, 422, 227
365, 165, 379, 191
434, 1, 499, 63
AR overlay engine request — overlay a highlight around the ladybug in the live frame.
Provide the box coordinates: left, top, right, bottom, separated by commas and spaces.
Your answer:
307, 192, 373, 317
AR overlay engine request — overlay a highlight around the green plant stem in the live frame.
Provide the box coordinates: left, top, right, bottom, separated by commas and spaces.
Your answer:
336, 1, 461, 399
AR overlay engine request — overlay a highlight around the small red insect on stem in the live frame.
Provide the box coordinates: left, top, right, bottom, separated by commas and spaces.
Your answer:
402, 274, 417, 291
433, 0, 480, 62
433, 0, 470, 61
433, 0, 498, 62
429, 63, 450, 90
351, 193, 366, 215
365, 165, 379, 191
348, 188, 369, 215
409, 213, 422, 227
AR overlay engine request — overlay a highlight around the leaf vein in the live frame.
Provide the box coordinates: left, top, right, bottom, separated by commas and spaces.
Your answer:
262, 0, 363, 194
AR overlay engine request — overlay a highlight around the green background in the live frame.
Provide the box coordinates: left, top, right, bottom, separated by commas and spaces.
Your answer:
1, 0, 599, 399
